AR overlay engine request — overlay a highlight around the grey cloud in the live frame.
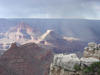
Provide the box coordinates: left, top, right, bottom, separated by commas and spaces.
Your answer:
0, 0, 100, 19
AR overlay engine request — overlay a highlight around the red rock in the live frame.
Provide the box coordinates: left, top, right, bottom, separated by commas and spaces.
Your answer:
0, 43, 53, 75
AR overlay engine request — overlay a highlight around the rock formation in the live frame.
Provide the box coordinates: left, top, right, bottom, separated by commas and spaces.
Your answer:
49, 42, 100, 75
0, 42, 53, 75
84, 42, 100, 59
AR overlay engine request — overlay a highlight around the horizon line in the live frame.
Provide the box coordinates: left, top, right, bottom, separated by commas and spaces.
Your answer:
0, 18, 100, 20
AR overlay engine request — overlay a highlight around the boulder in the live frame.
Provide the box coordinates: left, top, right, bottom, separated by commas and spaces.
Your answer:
53, 54, 80, 71
80, 57, 99, 66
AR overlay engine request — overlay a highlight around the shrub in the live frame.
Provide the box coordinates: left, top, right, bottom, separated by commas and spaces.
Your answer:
82, 62, 100, 75
74, 64, 81, 71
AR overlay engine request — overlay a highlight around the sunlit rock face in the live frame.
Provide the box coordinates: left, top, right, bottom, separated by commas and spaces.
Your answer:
0, 23, 86, 56
38, 30, 62, 44
6, 22, 38, 42
38, 30, 85, 55
0, 22, 40, 52
38, 29, 80, 45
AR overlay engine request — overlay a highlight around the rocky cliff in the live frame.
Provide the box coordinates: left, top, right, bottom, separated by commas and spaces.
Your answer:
84, 42, 100, 59
0, 42, 53, 75
49, 42, 100, 75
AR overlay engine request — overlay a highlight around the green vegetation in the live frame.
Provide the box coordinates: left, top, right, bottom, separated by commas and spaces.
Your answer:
82, 62, 100, 75
74, 62, 100, 75
74, 64, 81, 71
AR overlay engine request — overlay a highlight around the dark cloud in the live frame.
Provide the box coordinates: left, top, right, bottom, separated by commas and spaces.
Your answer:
0, 0, 100, 19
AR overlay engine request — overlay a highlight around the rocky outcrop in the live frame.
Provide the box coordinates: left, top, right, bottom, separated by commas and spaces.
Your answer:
49, 42, 100, 75
52, 54, 80, 71
84, 42, 100, 59
0, 42, 53, 75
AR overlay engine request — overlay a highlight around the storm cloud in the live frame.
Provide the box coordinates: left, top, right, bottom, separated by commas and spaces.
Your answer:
0, 0, 100, 19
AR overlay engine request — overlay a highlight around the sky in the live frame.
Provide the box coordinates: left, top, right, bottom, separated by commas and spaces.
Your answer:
0, 0, 100, 19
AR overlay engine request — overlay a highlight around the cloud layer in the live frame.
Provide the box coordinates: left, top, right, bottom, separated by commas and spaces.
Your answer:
0, 0, 100, 19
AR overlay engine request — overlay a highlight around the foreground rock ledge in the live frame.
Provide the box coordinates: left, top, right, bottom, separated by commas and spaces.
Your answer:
49, 42, 100, 75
